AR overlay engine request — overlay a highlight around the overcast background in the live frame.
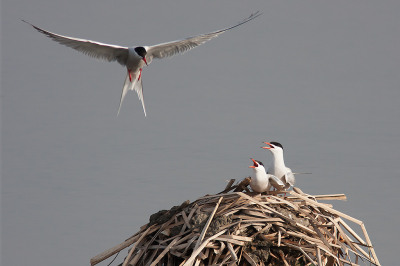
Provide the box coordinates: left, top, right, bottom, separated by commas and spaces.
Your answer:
2, 1, 400, 265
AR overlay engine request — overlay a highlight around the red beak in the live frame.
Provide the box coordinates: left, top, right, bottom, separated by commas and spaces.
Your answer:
261, 142, 272, 149
249, 158, 258, 168
143, 57, 148, 66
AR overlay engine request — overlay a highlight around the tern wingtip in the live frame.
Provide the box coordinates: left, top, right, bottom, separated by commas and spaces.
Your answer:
21, 19, 32, 25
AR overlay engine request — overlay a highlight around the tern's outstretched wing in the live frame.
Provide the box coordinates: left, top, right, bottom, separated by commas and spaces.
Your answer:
145, 12, 262, 63
23, 20, 129, 66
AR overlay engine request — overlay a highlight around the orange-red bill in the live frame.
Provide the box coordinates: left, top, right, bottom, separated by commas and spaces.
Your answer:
261, 142, 272, 149
249, 158, 258, 168
143, 58, 148, 66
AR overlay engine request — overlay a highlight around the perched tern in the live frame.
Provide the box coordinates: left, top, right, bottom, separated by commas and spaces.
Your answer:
22, 12, 262, 116
249, 158, 285, 193
261, 142, 295, 190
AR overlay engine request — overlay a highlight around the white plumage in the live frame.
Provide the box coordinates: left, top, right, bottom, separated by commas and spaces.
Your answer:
249, 158, 285, 193
262, 142, 295, 190
22, 12, 261, 116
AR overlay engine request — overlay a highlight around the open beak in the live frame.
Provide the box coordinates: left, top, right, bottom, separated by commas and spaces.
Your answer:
249, 158, 258, 168
143, 57, 148, 66
261, 142, 273, 150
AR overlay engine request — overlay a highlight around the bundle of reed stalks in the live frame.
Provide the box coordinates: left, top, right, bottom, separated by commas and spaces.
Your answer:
90, 179, 380, 266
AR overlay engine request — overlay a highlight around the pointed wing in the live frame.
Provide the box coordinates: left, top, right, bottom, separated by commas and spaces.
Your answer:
284, 168, 295, 188
145, 12, 262, 61
23, 20, 130, 66
117, 72, 146, 116
292, 173, 312, 175
268, 175, 285, 190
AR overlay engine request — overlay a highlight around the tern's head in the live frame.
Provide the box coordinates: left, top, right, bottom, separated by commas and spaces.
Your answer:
134, 46, 148, 66
261, 142, 284, 155
249, 158, 266, 172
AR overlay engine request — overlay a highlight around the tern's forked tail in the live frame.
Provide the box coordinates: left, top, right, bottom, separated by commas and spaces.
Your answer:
117, 71, 146, 117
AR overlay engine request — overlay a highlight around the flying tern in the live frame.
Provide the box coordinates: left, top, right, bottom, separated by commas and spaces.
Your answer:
249, 158, 285, 193
22, 12, 262, 116
261, 142, 295, 190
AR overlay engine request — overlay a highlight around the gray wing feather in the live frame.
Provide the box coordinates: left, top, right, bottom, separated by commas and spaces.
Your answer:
284, 168, 296, 189
268, 175, 285, 190
146, 11, 262, 60
23, 20, 129, 66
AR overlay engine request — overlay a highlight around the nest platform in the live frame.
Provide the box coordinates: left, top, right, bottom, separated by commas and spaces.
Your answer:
90, 179, 380, 266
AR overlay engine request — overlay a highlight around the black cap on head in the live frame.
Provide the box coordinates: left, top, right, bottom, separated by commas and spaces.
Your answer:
270, 142, 284, 151
256, 160, 264, 166
134, 46, 147, 58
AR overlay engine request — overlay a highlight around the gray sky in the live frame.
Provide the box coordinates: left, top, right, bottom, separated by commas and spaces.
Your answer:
2, 1, 400, 265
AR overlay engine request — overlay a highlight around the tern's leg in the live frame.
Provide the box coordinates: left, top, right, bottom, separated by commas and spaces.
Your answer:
138, 69, 142, 81
128, 69, 132, 82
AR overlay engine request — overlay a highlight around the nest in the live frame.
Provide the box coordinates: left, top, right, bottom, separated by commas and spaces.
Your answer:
90, 179, 380, 266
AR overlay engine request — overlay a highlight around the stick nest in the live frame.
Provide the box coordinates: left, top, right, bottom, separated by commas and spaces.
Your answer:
90, 179, 380, 266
